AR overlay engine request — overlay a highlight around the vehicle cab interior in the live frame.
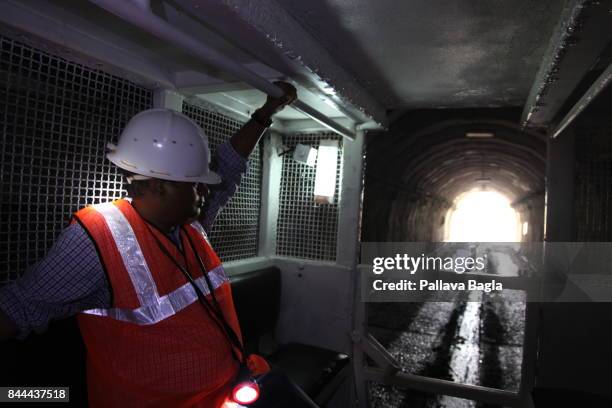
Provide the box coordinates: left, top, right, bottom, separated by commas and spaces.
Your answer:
1, 1, 612, 407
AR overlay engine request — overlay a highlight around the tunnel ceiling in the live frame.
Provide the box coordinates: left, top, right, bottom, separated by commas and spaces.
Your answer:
276, 0, 565, 110
366, 112, 547, 205
7, 0, 599, 132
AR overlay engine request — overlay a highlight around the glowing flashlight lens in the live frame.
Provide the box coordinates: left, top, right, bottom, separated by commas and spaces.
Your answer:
232, 382, 259, 405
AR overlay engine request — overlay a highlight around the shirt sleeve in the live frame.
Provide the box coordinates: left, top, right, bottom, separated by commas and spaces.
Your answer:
200, 140, 249, 232
0, 223, 112, 340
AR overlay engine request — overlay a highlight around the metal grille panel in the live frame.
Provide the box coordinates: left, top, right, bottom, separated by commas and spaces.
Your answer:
276, 133, 343, 261
182, 101, 261, 262
0, 35, 152, 285
574, 118, 612, 241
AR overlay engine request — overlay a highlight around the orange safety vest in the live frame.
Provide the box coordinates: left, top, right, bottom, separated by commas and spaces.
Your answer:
73, 199, 243, 407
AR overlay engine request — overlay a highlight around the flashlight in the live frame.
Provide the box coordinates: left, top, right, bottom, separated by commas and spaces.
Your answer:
230, 364, 260, 406
231, 380, 260, 405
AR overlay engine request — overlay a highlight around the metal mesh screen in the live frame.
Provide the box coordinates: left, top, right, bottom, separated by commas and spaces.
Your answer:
276, 133, 343, 261
574, 117, 612, 241
0, 35, 152, 285
182, 101, 261, 262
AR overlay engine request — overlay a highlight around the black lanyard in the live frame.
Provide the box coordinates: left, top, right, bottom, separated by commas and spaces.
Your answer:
144, 222, 246, 365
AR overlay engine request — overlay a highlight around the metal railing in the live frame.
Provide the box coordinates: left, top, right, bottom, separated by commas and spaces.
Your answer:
353, 264, 539, 408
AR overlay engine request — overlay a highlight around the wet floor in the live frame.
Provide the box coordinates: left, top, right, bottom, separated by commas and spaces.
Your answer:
367, 290, 525, 408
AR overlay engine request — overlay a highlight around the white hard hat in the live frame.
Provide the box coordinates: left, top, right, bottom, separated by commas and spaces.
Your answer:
107, 108, 221, 184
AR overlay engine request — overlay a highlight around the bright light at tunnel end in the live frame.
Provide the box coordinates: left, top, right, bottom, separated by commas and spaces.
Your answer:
445, 190, 521, 242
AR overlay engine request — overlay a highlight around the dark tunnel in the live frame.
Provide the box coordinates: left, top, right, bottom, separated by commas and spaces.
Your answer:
362, 109, 547, 243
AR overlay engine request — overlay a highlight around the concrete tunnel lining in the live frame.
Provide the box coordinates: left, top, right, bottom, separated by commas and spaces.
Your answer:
363, 115, 546, 242
403, 143, 545, 198
370, 121, 545, 196
416, 154, 543, 199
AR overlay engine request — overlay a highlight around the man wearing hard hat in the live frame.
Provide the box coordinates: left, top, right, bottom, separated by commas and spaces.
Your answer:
0, 82, 310, 407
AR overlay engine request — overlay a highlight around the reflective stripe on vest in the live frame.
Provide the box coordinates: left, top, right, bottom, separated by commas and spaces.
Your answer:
190, 220, 211, 245
82, 265, 228, 325
81, 202, 228, 325
93, 202, 159, 305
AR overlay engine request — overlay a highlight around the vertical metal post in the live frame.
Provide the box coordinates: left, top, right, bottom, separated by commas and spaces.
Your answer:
334, 130, 370, 406
541, 128, 577, 302
533, 127, 577, 400
336, 129, 365, 267
153, 89, 184, 111
523, 126, 578, 404
352, 266, 371, 408
544, 129, 576, 242
258, 131, 283, 257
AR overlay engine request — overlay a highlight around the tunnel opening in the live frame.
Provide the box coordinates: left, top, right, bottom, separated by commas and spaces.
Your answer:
445, 189, 521, 242
364, 115, 542, 407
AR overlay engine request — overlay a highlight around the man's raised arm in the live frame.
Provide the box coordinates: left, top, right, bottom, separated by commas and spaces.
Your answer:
198, 81, 297, 231
230, 81, 297, 158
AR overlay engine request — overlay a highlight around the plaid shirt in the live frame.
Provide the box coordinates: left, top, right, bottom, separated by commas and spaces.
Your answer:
0, 141, 247, 339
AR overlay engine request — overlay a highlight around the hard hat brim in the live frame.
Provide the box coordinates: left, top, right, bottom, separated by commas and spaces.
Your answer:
107, 152, 222, 185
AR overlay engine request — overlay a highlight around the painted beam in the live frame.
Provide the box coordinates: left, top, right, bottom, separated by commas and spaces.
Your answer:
196, 93, 253, 120
276, 118, 354, 134
521, 0, 612, 131
175, 0, 388, 127
552, 61, 612, 138
174, 61, 283, 95
89, 0, 357, 140
183, 96, 249, 124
